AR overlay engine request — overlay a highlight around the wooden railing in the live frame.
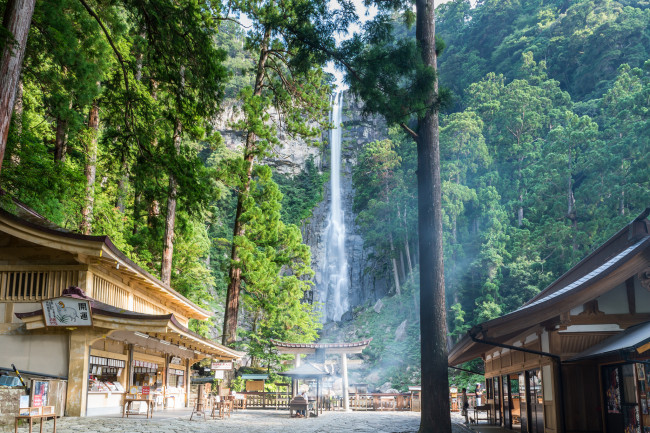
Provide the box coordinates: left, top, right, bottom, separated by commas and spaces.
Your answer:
239, 392, 291, 409
349, 393, 411, 411
0, 270, 78, 301
239, 392, 412, 411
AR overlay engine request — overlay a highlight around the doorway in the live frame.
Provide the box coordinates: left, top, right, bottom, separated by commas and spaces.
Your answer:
602, 363, 641, 433
527, 369, 544, 433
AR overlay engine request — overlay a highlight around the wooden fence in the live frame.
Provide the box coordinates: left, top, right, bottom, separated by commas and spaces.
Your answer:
239, 392, 412, 411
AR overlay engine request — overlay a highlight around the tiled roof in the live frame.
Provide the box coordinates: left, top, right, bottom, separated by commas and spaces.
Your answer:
512, 236, 650, 314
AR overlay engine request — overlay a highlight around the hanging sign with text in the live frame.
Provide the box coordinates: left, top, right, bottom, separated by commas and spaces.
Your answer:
211, 362, 233, 370
42, 297, 92, 327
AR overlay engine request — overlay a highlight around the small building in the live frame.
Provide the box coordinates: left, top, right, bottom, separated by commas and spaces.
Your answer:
0, 200, 243, 417
449, 209, 650, 433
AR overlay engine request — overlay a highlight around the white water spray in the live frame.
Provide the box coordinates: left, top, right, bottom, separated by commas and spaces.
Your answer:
323, 92, 349, 322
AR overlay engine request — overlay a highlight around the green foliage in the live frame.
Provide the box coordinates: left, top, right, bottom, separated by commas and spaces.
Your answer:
234, 165, 321, 368
436, 0, 650, 102
274, 158, 326, 225
349, 49, 650, 344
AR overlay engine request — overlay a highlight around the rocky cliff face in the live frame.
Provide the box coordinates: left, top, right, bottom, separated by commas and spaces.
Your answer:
303, 93, 390, 322
214, 100, 321, 176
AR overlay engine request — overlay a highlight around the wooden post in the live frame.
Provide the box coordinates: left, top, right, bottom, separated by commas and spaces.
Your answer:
65, 329, 104, 416
127, 344, 134, 390
294, 354, 301, 368
185, 358, 190, 407
341, 353, 349, 411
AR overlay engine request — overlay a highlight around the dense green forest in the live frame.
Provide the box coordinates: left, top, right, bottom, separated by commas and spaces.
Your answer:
1, 0, 649, 389
0, 0, 337, 369
341, 0, 649, 389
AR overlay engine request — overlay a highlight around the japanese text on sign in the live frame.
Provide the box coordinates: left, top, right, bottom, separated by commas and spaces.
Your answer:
42, 297, 92, 326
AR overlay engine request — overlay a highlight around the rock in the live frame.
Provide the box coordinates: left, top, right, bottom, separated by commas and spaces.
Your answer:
394, 319, 408, 342
385, 327, 391, 334
365, 371, 381, 384
379, 382, 393, 393
373, 299, 384, 313
341, 311, 354, 322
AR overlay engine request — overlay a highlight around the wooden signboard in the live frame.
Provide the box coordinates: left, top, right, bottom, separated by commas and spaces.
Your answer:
42, 297, 92, 327
246, 380, 265, 392
211, 362, 233, 370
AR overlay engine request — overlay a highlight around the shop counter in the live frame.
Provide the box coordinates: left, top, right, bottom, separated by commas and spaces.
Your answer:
86, 392, 126, 416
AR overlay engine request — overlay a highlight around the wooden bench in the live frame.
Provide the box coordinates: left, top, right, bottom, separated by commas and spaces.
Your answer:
123, 397, 155, 418
15, 406, 57, 433
474, 404, 492, 423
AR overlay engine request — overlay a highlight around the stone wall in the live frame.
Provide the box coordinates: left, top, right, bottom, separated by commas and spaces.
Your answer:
0, 387, 24, 430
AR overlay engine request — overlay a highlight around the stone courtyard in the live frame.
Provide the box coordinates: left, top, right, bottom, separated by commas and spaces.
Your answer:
10, 410, 472, 433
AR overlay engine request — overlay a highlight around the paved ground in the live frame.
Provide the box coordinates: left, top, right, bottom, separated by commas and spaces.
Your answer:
12, 409, 475, 433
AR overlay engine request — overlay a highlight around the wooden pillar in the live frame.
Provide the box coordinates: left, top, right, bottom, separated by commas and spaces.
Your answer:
185, 358, 190, 407
127, 344, 134, 390
65, 329, 104, 416
294, 353, 301, 368
341, 353, 349, 411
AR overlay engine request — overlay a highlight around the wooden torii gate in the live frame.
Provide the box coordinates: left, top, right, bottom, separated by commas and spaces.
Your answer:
270, 339, 372, 411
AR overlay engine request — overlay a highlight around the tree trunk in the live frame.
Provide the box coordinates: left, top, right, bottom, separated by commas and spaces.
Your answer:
222, 25, 271, 346
404, 238, 413, 275
54, 117, 67, 162
9, 79, 23, 166
415, 0, 451, 430
0, 0, 35, 174
401, 206, 413, 275
80, 101, 99, 235
161, 119, 182, 285
389, 232, 401, 295
115, 155, 128, 213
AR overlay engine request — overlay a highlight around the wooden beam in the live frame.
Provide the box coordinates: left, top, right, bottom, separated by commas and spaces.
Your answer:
625, 277, 636, 314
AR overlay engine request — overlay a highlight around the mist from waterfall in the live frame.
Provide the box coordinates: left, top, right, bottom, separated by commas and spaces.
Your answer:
322, 92, 349, 322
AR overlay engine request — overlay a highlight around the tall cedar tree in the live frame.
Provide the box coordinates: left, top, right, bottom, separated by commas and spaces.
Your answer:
0, 0, 35, 172
340, 6, 452, 433
221, 0, 353, 345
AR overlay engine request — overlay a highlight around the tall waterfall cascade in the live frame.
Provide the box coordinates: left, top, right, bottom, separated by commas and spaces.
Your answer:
322, 92, 350, 322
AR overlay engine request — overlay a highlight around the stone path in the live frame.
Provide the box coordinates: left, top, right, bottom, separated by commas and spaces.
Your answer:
13, 410, 474, 433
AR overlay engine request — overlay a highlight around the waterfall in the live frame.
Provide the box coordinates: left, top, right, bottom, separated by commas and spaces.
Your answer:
322, 92, 349, 322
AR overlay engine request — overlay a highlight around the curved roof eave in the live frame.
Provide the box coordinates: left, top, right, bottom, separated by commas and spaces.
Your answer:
0, 209, 211, 320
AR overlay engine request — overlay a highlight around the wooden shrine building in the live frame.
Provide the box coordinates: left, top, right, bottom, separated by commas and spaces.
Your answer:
0, 198, 243, 417
449, 209, 650, 433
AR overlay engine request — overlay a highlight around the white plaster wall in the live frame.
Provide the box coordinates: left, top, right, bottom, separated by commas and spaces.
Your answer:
11, 302, 41, 323
570, 305, 584, 315
0, 333, 69, 377
636, 278, 650, 313
541, 331, 550, 352
596, 283, 628, 314
559, 324, 623, 333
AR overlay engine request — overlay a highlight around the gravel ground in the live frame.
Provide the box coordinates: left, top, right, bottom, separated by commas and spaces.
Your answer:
12, 410, 474, 433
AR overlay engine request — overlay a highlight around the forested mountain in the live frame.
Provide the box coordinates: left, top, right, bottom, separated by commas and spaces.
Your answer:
437, 0, 650, 103
344, 0, 650, 387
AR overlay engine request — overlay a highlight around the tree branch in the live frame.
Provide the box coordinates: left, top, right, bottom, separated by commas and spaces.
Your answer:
400, 122, 419, 140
